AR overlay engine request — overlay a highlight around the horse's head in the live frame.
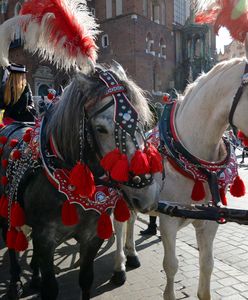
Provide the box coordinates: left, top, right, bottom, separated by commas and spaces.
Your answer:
47, 64, 162, 213
82, 65, 162, 212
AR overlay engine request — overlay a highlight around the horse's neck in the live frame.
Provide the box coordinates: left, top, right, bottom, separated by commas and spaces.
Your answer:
175, 61, 245, 161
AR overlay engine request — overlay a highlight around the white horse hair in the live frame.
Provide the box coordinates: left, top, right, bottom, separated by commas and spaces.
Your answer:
113, 56, 248, 300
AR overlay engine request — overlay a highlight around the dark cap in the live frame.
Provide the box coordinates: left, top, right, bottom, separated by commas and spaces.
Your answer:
7, 63, 27, 73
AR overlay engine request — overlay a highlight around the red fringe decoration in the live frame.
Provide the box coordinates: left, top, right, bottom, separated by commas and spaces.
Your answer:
10, 202, 26, 227
69, 162, 96, 197
1, 176, 8, 186
191, 180, 206, 201
219, 188, 227, 206
145, 144, 163, 173
230, 175, 246, 197
6, 228, 18, 249
1, 159, 8, 169
238, 130, 246, 139
61, 200, 79, 226
0, 195, 8, 218
0, 136, 8, 145
9, 139, 18, 148
110, 154, 129, 182
97, 212, 113, 240
12, 149, 21, 160
114, 198, 130, 222
15, 231, 29, 252
130, 150, 150, 175
100, 148, 121, 171
23, 132, 31, 143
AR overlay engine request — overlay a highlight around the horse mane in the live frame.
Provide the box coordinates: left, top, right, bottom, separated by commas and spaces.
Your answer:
179, 57, 246, 106
46, 64, 153, 164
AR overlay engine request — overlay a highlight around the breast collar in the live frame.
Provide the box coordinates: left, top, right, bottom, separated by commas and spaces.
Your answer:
159, 101, 238, 206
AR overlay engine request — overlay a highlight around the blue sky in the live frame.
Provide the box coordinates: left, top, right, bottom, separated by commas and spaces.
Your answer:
216, 27, 233, 53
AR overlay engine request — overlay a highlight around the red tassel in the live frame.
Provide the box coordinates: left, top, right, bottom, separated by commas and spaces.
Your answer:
1, 176, 8, 186
101, 148, 121, 171
219, 188, 227, 206
0, 148, 3, 156
1, 159, 8, 169
130, 150, 150, 175
12, 149, 21, 160
145, 144, 163, 173
6, 228, 18, 249
61, 200, 79, 226
69, 162, 96, 197
110, 154, 129, 182
25, 128, 33, 134
0, 195, 8, 218
97, 212, 113, 240
10, 202, 26, 227
23, 132, 31, 143
191, 180, 206, 201
237, 130, 246, 140
47, 93, 54, 100
243, 138, 248, 147
0, 136, 8, 145
9, 139, 18, 148
230, 176, 246, 197
114, 198, 130, 222
15, 231, 29, 252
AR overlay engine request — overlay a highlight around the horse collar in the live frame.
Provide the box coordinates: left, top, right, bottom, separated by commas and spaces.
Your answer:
160, 101, 238, 206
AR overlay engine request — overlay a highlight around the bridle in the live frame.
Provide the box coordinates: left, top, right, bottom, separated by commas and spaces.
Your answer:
84, 69, 154, 189
229, 62, 248, 131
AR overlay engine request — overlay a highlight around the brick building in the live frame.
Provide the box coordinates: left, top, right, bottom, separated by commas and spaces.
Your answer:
89, 0, 175, 101
0, 0, 69, 96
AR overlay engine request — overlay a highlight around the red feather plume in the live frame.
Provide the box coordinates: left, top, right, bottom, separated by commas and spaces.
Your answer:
18, 0, 99, 69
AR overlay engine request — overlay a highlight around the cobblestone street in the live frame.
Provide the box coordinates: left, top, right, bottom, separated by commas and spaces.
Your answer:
1, 153, 248, 299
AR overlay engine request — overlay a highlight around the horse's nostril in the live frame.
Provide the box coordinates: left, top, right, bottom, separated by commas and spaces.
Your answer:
132, 198, 141, 209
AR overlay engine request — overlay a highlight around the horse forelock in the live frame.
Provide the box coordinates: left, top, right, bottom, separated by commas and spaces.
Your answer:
179, 58, 246, 105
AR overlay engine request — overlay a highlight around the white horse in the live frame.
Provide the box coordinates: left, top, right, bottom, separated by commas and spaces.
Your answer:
113, 56, 248, 299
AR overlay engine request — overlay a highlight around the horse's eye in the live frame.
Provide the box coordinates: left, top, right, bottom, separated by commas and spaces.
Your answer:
96, 126, 108, 134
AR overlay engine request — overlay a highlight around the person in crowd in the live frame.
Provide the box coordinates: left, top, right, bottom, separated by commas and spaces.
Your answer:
0, 63, 35, 124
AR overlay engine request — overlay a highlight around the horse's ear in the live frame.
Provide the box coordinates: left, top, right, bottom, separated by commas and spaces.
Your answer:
245, 33, 248, 59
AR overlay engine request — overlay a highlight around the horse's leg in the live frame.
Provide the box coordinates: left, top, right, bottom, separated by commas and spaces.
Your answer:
78, 237, 103, 300
112, 219, 127, 285
32, 229, 58, 300
29, 250, 41, 290
1, 223, 23, 299
125, 211, 140, 268
193, 220, 218, 300
160, 215, 180, 300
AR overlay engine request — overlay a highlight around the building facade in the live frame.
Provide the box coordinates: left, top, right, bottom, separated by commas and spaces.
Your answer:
173, 0, 216, 91
0, 0, 69, 96
90, 0, 175, 101
218, 40, 245, 62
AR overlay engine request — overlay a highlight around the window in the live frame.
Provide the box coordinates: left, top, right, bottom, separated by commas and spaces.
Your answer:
102, 34, 109, 48
159, 38, 166, 59
14, 2, 21, 15
146, 32, 154, 54
0, 0, 8, 14
106, 0, 112, 19
174, 0, 189, 25
143, 0, 148, 16
116, 0, 123, 16
152, 4, 160, 24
